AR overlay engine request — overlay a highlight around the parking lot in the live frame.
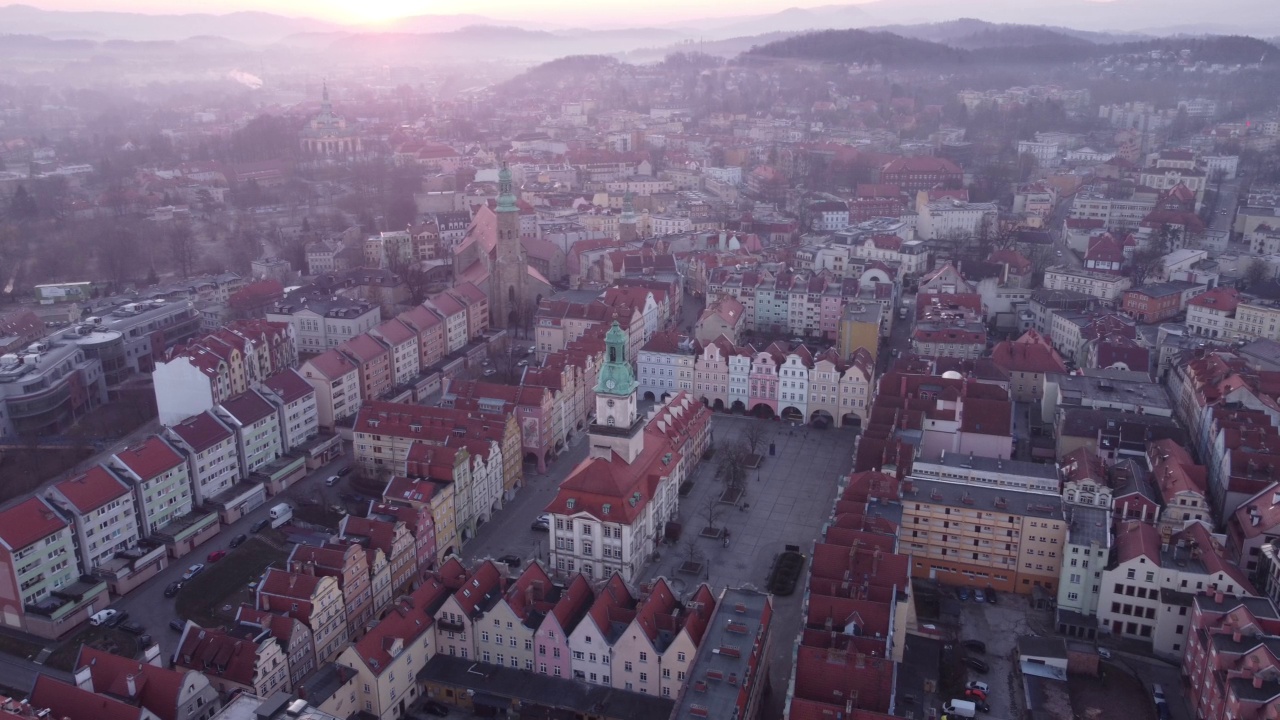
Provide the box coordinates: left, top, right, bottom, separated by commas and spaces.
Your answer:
950, 590, 1045, 719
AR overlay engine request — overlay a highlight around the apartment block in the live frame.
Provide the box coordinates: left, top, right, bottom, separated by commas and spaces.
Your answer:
901, 479, 1066, 594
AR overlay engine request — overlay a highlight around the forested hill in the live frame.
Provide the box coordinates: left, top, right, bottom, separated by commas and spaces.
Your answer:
742, 27, 1279, 67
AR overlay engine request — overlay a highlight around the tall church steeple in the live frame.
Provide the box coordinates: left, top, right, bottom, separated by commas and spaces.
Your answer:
589, 321, 643, 463
491, 162, 527, 330
619, 191, 637, 243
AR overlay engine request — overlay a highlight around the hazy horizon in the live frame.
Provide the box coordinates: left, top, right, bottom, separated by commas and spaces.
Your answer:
3, 0, 883, 25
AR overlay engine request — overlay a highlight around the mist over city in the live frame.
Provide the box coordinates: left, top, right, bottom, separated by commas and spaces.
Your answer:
0, 2, 1275, 720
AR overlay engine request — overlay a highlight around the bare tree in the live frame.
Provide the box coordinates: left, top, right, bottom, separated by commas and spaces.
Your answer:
743, 423, 766, 461
1245, 258, 1273, 288
167, 222, 198, 278
716, 441, 751, 495
703, 493, 723, 532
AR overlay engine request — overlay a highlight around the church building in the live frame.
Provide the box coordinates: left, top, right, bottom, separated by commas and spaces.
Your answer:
298, 83, 362, 157
545, 322, 713, 581
452, 165, 552, 330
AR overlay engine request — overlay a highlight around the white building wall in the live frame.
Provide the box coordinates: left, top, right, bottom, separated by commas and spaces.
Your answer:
153, 358, 217, 426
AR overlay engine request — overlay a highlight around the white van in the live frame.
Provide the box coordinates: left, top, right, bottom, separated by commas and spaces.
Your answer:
269, 503, 293, 528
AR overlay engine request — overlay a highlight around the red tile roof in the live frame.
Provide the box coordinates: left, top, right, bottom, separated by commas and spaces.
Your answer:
51, 465, 131, 514
263, 368, 313, 404
1189, 287, 1241, 313
340, 333, 388, 363
218, 389, 277, 425
0, 497, 68, 551
990, 330, 1067, 375
113, 436, 185, 482
174, 625, 264, 686
75, 646, 189, 720
303, 348, 358, 381
29, 674, 146, 720
353, 576, 450, 675
168, 410, 233, 453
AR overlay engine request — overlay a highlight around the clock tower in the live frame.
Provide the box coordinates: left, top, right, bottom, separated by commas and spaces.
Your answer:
589, 321, 644, 463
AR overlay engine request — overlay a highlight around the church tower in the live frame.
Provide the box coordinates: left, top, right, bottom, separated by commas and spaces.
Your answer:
491, 163, 527, 329
619, 191, 637, 244
589, 321, 644, 463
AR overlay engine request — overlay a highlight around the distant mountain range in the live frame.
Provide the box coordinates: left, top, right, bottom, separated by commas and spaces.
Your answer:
5, 0, 1280, 46
1, 1, 1279, 70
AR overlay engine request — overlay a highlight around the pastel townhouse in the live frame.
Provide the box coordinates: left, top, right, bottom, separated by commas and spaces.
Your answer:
533, 574, 595, 679
337, 575, 452, 720
610, 578, 716, 698
46, 466, 140, 573
433, 559, 507, 661
289, 543, 375, 638
568, 573, 637, 686
256, 567, 349, 662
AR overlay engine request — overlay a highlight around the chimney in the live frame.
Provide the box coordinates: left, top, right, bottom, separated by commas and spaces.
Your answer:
1235, 630, 1243, 643
125, 673, 137, 698
1216, 591, 1225, 604
1256, 673, 1265, 689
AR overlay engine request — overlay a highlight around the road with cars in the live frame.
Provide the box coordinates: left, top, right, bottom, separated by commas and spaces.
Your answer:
106, 453, 354, 660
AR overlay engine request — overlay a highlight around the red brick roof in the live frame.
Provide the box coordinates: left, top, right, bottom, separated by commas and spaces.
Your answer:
990, 331, 1066, 375
52, 465, 131, 514
113, 436, 184, 481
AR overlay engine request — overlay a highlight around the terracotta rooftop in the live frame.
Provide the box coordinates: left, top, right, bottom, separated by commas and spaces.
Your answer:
51, 465, 131, 514
0, 496, 67, 551
113, 435, 185, 482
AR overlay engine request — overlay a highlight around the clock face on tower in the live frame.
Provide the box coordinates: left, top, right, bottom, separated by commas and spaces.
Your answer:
606, 379, 617, 390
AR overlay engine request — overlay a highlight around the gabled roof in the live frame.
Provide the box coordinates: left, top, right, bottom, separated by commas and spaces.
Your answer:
353, 576, 450, 676
174, 625, 265, 686
29, 674, 146, 720
221, 390, 277, 427
340, 333, 388, 363
52, 465, 131, 514
263, 368, 314, 404
302, 348, 358, 380
75, 646, 191, 720
167, 410, 233, 453
0, 496, 67, 552
113, 436, 184, 481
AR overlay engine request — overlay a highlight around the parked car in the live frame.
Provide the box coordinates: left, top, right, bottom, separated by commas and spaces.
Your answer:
104, 610, 129, 628
250, 518, 270, 533
169, 619, 186, 632
420, 700, 449, 716
973, 589, 986, 603
962, 639, 987, 654
1153, 684, 1166, 704
164, 581, 183, 598
183, 563, 205, 580
965, 681, 989, 694
957, 587, 970, 601
229, 534, 247, 548
964, 687, 987, 702
89, 609, 119, 627
531, 513, 551, 531
325, 475, 341, 486
137, 634, 152, 647
960, 656, 990, 674
497, 554, 522, 568
985, 586, 997, 604
1098, 647, 1113, 660
338, 466, 352, 476
207, 550, 227, 563
119, 621, 146, 635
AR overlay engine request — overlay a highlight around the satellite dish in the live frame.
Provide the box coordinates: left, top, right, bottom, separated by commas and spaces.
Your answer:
941, 370, 963, 380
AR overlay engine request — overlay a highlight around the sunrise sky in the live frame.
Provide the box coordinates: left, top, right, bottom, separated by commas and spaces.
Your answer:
22, 0, 872, 24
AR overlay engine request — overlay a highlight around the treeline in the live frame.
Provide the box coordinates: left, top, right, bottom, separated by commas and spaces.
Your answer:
744, 28, 1278, 68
